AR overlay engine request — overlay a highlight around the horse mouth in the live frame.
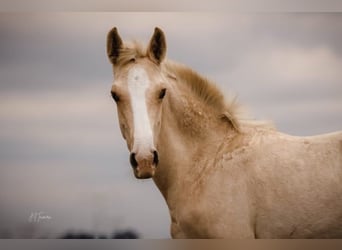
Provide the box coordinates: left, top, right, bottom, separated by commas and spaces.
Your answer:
133, 166, 156, 179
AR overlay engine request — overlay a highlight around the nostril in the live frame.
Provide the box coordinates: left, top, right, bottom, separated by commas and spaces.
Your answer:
153, 150, 159, 166
130, 153, 138, 169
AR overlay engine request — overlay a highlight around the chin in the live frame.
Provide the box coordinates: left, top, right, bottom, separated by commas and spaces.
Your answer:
133, 167, 155, 179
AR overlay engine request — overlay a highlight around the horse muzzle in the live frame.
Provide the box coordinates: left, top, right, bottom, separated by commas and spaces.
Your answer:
130, 151, 159, 179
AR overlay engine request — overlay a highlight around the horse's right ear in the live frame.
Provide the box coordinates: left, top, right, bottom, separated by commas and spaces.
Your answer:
107, 27, 123, 65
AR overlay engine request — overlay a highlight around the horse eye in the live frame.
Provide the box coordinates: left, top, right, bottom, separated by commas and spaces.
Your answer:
111, 91, 120, 102
159, 88, 167, 99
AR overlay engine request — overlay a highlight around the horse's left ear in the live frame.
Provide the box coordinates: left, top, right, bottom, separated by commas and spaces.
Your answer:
148, 27, 167, 64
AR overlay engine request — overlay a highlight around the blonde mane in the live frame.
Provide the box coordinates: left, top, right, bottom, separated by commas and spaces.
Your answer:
116, 41, 147, 66
162, 61, 242, 131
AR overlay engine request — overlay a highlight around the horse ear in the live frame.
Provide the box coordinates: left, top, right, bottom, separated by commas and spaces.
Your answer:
148, 27, 167, 64
107, 27, 123, 65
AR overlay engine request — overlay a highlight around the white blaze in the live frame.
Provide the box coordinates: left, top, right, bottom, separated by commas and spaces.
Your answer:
127, 66, 154, 152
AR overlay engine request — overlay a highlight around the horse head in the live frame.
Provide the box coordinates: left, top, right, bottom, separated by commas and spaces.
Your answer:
107, 27, 168, 179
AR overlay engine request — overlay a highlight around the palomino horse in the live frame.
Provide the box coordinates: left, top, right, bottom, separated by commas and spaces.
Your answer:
106, 27, 342, 238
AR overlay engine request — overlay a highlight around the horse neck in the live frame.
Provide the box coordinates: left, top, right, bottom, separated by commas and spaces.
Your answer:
152, 79, 236, 200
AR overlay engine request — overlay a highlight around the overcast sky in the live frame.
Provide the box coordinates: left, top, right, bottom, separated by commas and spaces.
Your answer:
0, 13, 341, 238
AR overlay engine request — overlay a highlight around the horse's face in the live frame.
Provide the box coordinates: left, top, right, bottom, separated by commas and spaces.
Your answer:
107, 27, 167, 179
111, 61, 167, 179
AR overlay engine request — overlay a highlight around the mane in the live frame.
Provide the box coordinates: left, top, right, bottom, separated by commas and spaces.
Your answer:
115, 40, 273, 132
163, 61, 243, 131
116, 41, 147, 66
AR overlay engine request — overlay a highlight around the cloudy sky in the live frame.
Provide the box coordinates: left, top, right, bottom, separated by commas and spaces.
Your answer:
0, 12, 341, 238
